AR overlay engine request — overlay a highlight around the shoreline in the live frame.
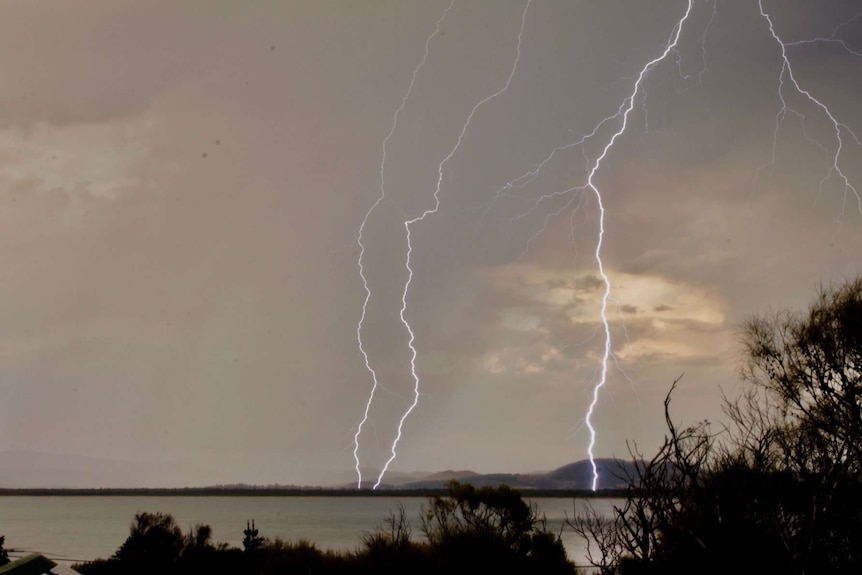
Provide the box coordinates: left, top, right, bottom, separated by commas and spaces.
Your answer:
0, 487, 625, 497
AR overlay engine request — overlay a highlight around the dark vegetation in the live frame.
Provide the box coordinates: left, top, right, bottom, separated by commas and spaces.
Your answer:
0, 535, 8, 566
73, 481, 574, 575
568, 276, 862, 574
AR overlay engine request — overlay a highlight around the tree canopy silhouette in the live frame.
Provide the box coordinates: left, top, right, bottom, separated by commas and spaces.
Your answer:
569, 275, 862, 575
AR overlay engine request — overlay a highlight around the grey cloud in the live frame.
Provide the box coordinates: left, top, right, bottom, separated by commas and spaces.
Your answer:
574, 275, 605, 292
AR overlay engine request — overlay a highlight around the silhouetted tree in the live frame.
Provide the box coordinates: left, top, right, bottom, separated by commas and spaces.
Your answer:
421, 480, 573, 574
242, 519, 265, 552
739, 276, 862, 573
567, 276, 862, 575
567, 378, 717, 574
360, 504, 415, 555
0, 535, 9, 566
113, 511, 184, 567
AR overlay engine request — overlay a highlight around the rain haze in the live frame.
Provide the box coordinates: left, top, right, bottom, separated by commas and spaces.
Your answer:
0, 0, 860, 488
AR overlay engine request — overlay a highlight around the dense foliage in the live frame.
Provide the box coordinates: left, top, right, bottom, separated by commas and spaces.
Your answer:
568, 276, 862, 575
75, 481, 573, 575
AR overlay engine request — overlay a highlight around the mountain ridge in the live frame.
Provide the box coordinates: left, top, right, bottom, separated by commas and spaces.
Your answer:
0, 450, 637, 490
365, 458, 638, 491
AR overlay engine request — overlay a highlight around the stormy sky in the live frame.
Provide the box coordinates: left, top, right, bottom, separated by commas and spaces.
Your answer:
0, 0, 860, 487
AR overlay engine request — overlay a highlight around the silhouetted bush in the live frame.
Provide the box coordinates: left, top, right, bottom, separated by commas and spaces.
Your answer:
419, 480, 573, 574
357, 504, 429, 573
113, 511, 184, 570
79, 512, 240, 575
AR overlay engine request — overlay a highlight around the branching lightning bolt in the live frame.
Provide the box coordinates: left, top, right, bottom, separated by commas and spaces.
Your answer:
785, 11, 862, 58
480, 0, 692, 490
354, 0, 455, 489
579, 0, 693, 491
758, 1, 861, 217
373, 0, 532, 489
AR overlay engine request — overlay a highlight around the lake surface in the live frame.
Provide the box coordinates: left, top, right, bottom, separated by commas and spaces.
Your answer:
0, 496, 621, 567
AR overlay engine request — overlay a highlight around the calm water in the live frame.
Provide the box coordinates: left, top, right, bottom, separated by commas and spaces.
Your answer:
0, 496, 621, 566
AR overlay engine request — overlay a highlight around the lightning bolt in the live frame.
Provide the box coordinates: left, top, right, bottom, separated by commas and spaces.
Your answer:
582, 0, 693, 492
354, 0, 455, 489
480, 0, 693, 491
758, 1, 861, 217
373, 0, 533, 489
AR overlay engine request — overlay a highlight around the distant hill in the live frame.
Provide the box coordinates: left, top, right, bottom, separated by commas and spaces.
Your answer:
371, 458, 639, 491
547, 458, 639, 487
422, 470, 481, 481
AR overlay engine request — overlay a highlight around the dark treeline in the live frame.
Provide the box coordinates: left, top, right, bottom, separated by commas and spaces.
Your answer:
71, 481, 576, 575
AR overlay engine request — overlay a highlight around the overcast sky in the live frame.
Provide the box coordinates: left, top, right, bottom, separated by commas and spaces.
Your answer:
0, 0, 859, 487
